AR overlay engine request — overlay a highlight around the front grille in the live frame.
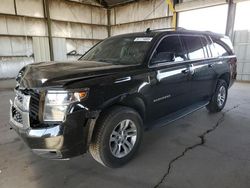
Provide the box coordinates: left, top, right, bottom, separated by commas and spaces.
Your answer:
30, 91, 40, 124
13, 108, 23, 124
16, 95, 23, 103
20, 89, 40, 127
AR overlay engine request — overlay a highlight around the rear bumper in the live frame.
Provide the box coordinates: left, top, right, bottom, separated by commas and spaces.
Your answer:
10, 102, 94, 159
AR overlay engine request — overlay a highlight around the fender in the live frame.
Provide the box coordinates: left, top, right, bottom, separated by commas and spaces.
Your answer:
98, 93, 147, 120
85, 93, 147, 143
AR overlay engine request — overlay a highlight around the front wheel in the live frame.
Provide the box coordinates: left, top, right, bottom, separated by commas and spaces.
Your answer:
206, 79, 228, 113
89, 106, 143, 168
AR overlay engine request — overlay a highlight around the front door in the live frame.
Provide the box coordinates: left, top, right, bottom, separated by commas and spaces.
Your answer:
146, 35, 192, 121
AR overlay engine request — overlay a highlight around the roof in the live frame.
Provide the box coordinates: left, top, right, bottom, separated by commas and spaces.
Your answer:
110, 28, 226, 39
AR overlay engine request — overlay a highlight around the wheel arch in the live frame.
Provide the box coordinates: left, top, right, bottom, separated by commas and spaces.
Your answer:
118, 94, 146, 120
98, 94, 147, 121
211, 72, 230, 98
87, 94, 147, 147
218, 72, 230, 87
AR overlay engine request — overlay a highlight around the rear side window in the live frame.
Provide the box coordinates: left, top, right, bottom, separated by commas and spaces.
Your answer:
151, 35, 187, 64
200, 37, 211, 57
213, 42, 230, 57
209, 36, 233, 57
221, 37, 234, 52
181, 36, 206, 60
208, 39, 219, 57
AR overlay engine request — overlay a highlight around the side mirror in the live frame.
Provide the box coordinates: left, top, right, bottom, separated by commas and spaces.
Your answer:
152, 52, 174, 64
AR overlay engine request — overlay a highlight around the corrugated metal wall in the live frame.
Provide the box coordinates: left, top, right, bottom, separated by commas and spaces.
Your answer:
0, 57, 33, 78
110, 0, 172, 36
233, 30, 250, 81
5, 0, 246, 82
0, 0, 108, 79
33, 37, 51, 62
0, 0, 174, 79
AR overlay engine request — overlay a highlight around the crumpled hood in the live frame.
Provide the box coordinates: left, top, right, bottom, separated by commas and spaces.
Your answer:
17, 60, 131, 89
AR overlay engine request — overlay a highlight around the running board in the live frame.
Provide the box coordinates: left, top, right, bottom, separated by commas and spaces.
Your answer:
145, 101, 209, 130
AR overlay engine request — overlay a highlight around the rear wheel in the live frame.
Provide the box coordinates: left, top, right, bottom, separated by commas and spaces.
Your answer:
89, 106, 143, 168
206, 79, 228, 113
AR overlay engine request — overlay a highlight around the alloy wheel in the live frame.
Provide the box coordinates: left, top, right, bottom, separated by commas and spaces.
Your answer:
217, 85, 226, 107
109, 119, 137, 158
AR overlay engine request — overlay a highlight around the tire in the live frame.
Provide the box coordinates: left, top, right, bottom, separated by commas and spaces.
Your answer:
89, 106, 143, 168
206, 79, 228, 113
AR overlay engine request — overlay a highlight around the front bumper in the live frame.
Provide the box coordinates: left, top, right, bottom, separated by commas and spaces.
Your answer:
10, 101, 92, 159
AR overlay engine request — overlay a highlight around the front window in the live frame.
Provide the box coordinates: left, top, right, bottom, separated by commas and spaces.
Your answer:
151, 35, 187, 64
80, 36, 154, 65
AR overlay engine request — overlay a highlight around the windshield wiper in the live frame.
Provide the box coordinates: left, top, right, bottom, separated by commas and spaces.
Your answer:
96, 58, 114, 63
96, 58, 108, 62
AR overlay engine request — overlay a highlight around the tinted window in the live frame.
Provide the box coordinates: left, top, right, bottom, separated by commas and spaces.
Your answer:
208, 40, 219, 57
80, 36, 153, 65
214, 42, 229, 57
221, 37, 234, 51
200, 37, 210, 58
151, 36, 187, 64
181, 36, 205, 60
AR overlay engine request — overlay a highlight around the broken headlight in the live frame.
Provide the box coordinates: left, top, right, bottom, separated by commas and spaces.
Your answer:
43, 90, 88, 122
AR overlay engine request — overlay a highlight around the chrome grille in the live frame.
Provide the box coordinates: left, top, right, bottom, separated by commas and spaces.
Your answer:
14, 90, 30, 112
29, 91, 40, 125
17, 95, 23, 103
10, 90, 31, 129
12, 108, 23, 124
12, 89, 41, 128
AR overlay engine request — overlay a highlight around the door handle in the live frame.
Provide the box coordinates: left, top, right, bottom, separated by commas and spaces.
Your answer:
114, 76, 131, 83
182, 69, 189, 74
208, 64, 214, 68
182, 64, 195, 75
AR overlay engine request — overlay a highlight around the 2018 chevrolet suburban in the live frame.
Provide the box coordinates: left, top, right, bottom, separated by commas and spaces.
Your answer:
10, 28, 237, 168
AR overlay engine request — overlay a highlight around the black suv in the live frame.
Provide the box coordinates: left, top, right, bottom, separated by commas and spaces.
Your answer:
10, 28, 237, 168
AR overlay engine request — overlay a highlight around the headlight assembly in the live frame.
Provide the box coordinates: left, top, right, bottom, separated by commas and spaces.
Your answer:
43, 90, 88, 122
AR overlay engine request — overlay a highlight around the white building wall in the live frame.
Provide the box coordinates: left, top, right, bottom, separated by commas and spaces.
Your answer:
16, 0, 44, 18
0, 0, 15, 15
33, 37, 51, 62
0, 0, 108, 79
234, 31, 250, 81
110, 0, 172, 36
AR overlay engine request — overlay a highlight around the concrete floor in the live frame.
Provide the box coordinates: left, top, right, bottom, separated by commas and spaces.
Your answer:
0, 82, 250, 188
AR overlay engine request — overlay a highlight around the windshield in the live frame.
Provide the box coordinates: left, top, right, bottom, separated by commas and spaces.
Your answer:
80, 36, 154, 65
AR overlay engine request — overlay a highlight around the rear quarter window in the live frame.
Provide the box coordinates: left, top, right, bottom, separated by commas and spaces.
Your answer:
210, 36, 234, 57
221, 37, 234, 52
214, 42, 230, 57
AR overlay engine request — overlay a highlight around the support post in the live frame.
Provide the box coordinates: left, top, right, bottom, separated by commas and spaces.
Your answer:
43, 0, 54, 61
107, 8, 111, 37
13, 0, 17, 15
166, 0, 177, 29
225, 0, 236, 39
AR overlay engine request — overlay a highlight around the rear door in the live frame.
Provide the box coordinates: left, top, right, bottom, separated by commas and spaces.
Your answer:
146, 35, 193, 121
180, 35, 217, 103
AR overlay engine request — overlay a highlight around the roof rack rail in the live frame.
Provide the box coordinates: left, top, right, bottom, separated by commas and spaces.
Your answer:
146, 27, 186, 33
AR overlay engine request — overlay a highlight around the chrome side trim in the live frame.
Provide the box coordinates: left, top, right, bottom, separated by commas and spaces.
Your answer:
114, 76, 131, 83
